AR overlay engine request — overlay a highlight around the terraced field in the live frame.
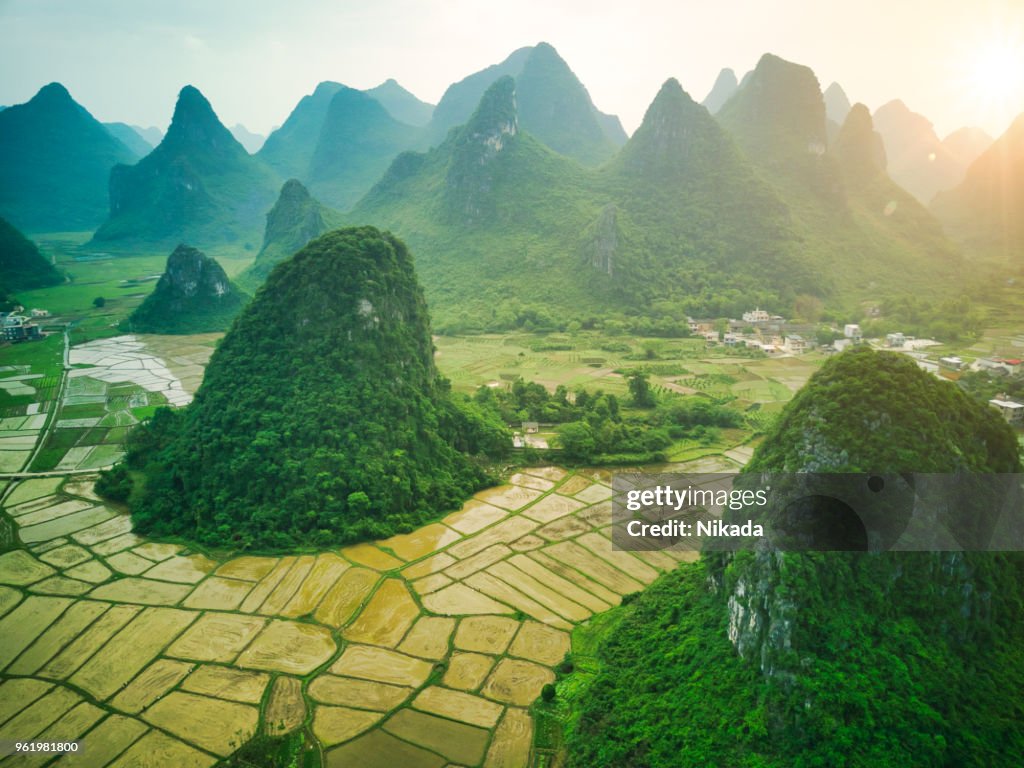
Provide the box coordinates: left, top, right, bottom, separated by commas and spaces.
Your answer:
0, 466, 695, 766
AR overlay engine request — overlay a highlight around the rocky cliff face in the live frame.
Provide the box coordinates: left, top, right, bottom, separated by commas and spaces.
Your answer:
444, 76, 519, 224
124, 244, 246, 333
245, 179, 333, 286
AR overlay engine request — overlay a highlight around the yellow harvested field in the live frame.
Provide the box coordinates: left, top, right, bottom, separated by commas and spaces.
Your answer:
486, 561, 591, 622
89, 577, 193, 605
280, 553, 349, 618
507, 554, 611, 613
509, 621, 571, 666
330, 645, 432, 688
0, 685, 79, 741
340, 542, 404, 570
506, 472, 556, 491
484, 707, 534, 768
90, 532, 144, 556
182, 576, 254, 611
256, 555, 315, 615
23, 701, 105, 767
166, 612, 267, 663
522, 466, 569, 482
324, 729, 446, 768
38, 544, 91, 569
0, 595, 73, 670
264, 676, 306, 735
39, 603, 141, 679
110, 658, 194, 714
106, 729, 216, 768
70, 514, 134, 546
132, 542, 182, 561
465, 572, 573, 629
0, 679, 52, 725
413, 685, 504, 728
511, 535, 544, 551
64, 560, 112, 584
383, 708, 490, 766
472, 485, 545, 512
70, 607, 197, 699
236, 619, 336, 674
520, 494, 585, 524
410, 572, 451, 595
342, 579, 419, 647
576, 483, 612, 503
106, 550, 155, 575
313, 706, 383, 747
238, 557, 294, 613
398, 616, 455, 660
535, 515, 592, 541
422, 583, 513, 616
443, 651, 495, 691
143, 554, 218, 584
444, 544, 512, 580
214, 556, 279, 582
0, 550, 56, 585
541, 541, 644, 595
143, 691, 258, 756
480, 658, 555, 706
182, 665, 270, 704
7, 599, 108, 675
28, 575, 90, 596
454, 616, 521, 655
527, 550, 622, 605
56, 714, 147, 768
575, 532, 660, 583
308, 675, 412, 711
555, 474, 592, 496
448, 516, 539, 560
381, 523, 461, 561
399, 552, 456, 579
442, 500, 508, 535
313, 567, 379, 628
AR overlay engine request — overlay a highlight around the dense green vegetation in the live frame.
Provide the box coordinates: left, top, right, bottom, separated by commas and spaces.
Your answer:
565, 348, 1024, 766
109, 227, 501, 550
92, 86, 280, 248
0, 83, 139, 232
240, 179, 341, 289
121, 244, 247, 333
0, 215, 62, 299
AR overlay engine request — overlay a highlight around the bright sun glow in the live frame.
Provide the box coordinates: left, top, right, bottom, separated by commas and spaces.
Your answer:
965, 41, 1024, 102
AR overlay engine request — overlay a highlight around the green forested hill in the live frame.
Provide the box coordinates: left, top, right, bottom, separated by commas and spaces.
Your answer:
240, 179, 342, 289
0, 215, 62, 296
426, 42, 626, 164
718, 54, 961, 292
115, 227, 497, 549
349, 76, 813, 330
0, 83, 139, 232
91, 86, 280, 248
566, 348, 1024, 767
122, 244, 247, 334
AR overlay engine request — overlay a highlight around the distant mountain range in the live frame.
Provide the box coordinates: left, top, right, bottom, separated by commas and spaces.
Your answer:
0, 83, 140, 232
2, 43, 1018, 312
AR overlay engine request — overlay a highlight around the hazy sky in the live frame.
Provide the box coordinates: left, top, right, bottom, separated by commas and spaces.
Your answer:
2, 0, 1023, 141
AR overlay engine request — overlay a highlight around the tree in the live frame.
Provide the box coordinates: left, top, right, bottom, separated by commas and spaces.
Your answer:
558, 422, 597, 462
627, 371, 656, 408
92, 296, 106, 308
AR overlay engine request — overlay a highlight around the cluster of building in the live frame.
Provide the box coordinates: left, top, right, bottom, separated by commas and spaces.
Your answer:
688, 310, 864, 357
1, 308, 49, 343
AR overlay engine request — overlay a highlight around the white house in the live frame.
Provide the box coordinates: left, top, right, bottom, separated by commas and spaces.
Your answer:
989, 398, 1024, 426
844, 324, 862, 340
